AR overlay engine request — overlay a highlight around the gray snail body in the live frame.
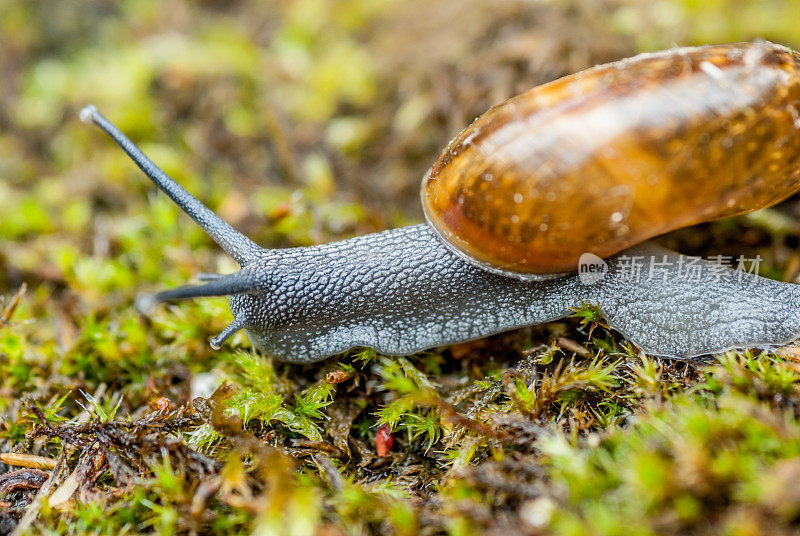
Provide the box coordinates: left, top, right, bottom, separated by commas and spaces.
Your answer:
219, 230, 800, 361
81, 41, 800, 363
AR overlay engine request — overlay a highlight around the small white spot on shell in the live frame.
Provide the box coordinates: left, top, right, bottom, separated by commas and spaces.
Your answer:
510, 215, 520, 223
610, 211, 624, 223
461, 129, 480, 146
788, 105, 800, 129
699, 61, 725, 80
513, 193, 524, 204
742, 46, 763, 70
545, 192, 557, 202
538, 223, 548, 232
727, 48, 744, 61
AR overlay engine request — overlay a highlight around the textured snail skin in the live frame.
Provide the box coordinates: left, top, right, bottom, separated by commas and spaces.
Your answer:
228, 227, 800, 362
423, 42, 800, 275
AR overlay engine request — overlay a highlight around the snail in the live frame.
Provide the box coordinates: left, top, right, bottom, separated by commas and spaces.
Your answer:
80, 41, 800, 363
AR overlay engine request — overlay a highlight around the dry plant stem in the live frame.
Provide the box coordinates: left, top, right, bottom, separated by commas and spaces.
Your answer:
0, 283, 27, 328
11, 447, 73, 536
0, 453, 57, 470
11, 384, 105, 535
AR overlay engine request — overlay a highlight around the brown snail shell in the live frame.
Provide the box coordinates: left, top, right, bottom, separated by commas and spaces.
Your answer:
422, 42, 800, 275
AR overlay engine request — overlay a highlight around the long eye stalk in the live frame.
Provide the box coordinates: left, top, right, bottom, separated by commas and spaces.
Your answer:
80, 105, 264, 266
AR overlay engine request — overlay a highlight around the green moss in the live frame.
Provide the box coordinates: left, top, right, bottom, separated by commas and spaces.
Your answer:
4, 0, 800, 534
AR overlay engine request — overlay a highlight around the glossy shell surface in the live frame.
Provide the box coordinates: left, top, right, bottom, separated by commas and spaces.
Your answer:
422, 42, 800, 275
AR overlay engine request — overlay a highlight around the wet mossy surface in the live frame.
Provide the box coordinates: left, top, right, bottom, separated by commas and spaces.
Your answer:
4, 1, 800, 534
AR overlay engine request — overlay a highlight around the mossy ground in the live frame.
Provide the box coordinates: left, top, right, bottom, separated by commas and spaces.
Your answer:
3, 1, 800, 534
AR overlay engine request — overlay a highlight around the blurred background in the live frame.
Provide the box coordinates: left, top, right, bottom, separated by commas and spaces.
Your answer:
1, 0, 800, 358
3, 2, 800, 533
